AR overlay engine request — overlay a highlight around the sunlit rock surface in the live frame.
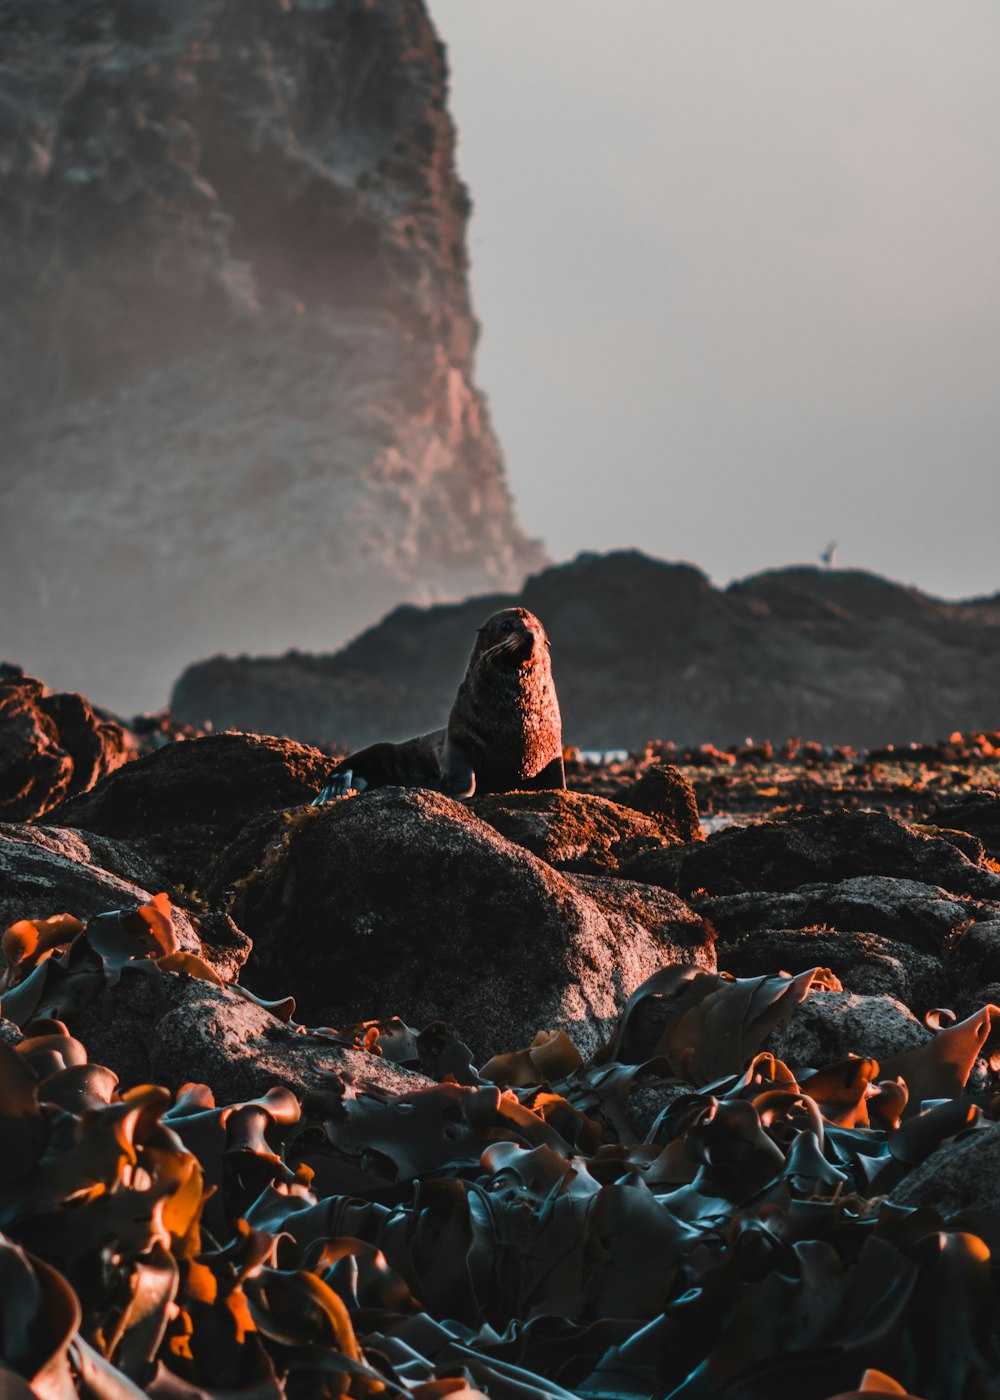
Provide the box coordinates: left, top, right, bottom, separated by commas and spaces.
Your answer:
0, 0, 544, 713
0, 668, 132, 819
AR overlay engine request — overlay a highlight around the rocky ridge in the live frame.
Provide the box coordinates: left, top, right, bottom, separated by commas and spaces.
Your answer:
171, 550, 1000, 750
0, 0, 544, 713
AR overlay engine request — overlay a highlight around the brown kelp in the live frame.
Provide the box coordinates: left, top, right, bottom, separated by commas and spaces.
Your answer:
1, 901, 1000, 1399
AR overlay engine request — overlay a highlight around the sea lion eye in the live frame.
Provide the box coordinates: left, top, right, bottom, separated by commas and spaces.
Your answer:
501, 620, 515, 632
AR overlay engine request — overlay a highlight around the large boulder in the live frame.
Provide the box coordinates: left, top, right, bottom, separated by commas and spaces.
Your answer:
933, 791, 1000, 861
891, 1123, 1000, 1215
626, 809, 1000, 901
47, 732, 336, 889
600, 763, 703, 842
0, 822, 249, 980
565, 874, 716, 955
696, 876, 995, 955
947, 921, 1000, 998
766, 991, 930, 1071
212, 788, 716, 1062
67, 972, 430, 1103
719, 927, 948, 1013
0, 670, 132, 820
467, 789, 680, 875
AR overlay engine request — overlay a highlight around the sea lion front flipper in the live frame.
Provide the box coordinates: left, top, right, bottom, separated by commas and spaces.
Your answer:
439, 738, 476, 799
312, 768, 367, 805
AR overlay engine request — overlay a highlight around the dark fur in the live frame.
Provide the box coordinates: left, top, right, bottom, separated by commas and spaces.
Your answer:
329, 608, 564, 799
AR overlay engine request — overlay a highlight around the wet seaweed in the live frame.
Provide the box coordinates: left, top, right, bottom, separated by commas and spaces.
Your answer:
2, 898, 1000, 1398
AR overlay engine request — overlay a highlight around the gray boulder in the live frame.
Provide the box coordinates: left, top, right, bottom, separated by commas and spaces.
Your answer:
627, 809, 1000, 900
217, 788, 716, 1062
946, 921, 1000, 997
719, 927, 948, 1013
0, 821, 249, 980
698, 875, 990, 955
891, 1123, 1000, 1215
932, 791, 1000, 861
766, 990, 930, 1071
68, 971, 431, 1103
566, 874, 716, 955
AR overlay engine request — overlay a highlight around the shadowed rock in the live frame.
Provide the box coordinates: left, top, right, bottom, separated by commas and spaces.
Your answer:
46, 732, 335, 889
565, 875, 717, 957
891, 1123, 1000, 1215
766, 991, 930, 1070
946, 921, 1000, 999
210, 788, 715, 1061
625, 809, 1000, 901
933, 791, 1000, 861
696, 876, 995, 955
614, 763, 703, 842
0, 822, 249, 980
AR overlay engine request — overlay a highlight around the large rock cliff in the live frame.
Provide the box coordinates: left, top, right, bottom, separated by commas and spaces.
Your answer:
0, 0, 544, 714
171, 552, 1000, 750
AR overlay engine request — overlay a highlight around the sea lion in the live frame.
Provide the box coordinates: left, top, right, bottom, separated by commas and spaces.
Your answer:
313, 607, 565, 802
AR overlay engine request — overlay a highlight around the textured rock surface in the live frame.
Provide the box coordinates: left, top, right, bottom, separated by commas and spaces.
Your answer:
171, 552, 1000, 749
0, 670, 132, 820
614, 763, 703, 842
626, 809, 1000, 901
946, 921, 1000, 997
766, 991, 930, 1070
563, 873, 716, 954
0, 822, 249, 978
719, 928, 948, 1013
224, 788, 715, 1061
891, 1123, 1000, 1215
0, 0, 544, 713
47, 731, 335, 888
933, 791, 1000, 860
68, 972, 431, 1102
697, 876, 994, 955
468, 789, 680, 875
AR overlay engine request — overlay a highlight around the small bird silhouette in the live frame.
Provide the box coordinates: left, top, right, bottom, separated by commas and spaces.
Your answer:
820, 542, 838, 568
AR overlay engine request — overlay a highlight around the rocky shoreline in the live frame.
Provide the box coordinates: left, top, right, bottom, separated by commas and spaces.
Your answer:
2, 667, 1000, 1396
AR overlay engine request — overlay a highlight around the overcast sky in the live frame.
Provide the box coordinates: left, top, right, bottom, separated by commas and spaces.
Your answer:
427, 0, 1000, 600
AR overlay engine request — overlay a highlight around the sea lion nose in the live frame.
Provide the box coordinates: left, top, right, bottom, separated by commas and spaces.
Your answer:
523, 629, 536, 646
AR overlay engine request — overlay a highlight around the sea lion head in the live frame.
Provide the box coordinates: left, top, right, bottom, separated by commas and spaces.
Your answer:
472, 607, 550, 669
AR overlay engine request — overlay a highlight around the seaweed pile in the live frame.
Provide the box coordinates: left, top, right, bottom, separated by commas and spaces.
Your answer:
3, 698, 1000, 1395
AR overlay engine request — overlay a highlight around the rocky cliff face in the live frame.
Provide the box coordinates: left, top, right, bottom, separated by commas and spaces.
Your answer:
171, 552, 1000, 749
0, 0, 544, 714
